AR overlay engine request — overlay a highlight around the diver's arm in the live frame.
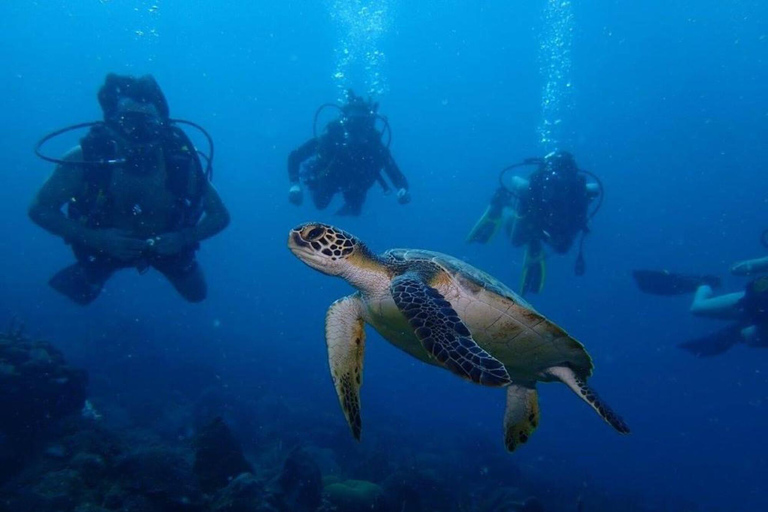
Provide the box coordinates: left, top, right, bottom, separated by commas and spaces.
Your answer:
730, 256, 768, 276
586, 182, 601, 198
181, 181, 230, 244
28, 148, 98, 247
382, 152, 409, 191
287, 138, 319, 184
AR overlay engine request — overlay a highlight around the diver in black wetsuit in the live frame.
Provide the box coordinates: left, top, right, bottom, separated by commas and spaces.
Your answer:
633, 256, 768, 356
467, 150, 603, 296
29, 73, 229, 305
287, 90, 410, 216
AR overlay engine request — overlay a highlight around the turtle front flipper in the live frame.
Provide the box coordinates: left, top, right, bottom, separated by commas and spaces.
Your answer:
391, 272, 511, 387
326, 294, 367, 440
547, 366, 630, 434
503, 382, 539, 452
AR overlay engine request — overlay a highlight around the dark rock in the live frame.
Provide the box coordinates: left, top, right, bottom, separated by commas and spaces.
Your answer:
194, 417, 253, 494
101, 484, 125, 509
57, 420, 121, 461
73, 505, 110, 512
475, 487, 535, 512
0, 332, 88, 485
212, 472, 271, 512
0, 333, 88, 441
518, 496, 545, 512
382, 469, 452, 512
381, 472, 424, 512
12, 468, 84, 512
115, 446, 203, 510
116, 494, 162, 512
271, 447, 323, 512
349, 448, 394, 483
69, 452, 106, 488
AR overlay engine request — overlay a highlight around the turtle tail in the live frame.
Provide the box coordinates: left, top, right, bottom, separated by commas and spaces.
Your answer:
547, 366, 630, 434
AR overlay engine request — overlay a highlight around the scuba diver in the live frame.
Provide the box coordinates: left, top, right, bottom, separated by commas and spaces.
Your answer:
29, 73, 230, 305
633, 248, 768, 357
287, 89, 411, 216
467, 150, 603, 296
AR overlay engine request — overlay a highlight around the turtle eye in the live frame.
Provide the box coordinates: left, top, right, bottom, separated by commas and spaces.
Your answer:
306, 227, 325, 241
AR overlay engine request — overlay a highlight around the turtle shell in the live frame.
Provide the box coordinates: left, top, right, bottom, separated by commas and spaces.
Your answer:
382, 249, 594, 382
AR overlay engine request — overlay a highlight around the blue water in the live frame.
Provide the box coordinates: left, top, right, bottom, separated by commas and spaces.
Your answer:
2, 1, 767, 510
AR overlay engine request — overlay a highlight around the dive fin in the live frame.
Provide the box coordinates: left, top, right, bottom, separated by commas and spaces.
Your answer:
678, 323, 743, 357
520, 244, 546, 296
632, 269, 721, 296
466, 205, 503, 244
49, 264, 104, 305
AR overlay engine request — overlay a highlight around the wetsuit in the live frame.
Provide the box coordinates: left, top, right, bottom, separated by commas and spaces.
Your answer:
512, 168, 589, 254
51, 124, 207, 305
288, 121, 408, 216
739, 277, 768, 344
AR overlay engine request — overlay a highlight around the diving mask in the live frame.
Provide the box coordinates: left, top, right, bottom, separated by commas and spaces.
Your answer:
111, 98, 165, 144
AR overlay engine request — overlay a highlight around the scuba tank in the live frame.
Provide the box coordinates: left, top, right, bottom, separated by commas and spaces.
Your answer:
498, 155, 604, 276
312, 89, 393, 193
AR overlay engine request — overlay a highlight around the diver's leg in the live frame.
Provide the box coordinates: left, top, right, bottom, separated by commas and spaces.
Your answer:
689, 285, 744, 320
731, 256, 768, 276
338, 188, 366, 216
509, 215, 534, 248
49, 256, 119, 305
153, 252, 207, 303
520, 239, 546, 296
549, 231, 576, 254
309, 180, 336, 210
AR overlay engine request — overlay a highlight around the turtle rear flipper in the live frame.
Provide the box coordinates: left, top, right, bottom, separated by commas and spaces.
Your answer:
503, 383, 539, 452
391, 272, 511, 387
679, 323, 743, 357
325, 294, 367, 440
547, 366, 630, 434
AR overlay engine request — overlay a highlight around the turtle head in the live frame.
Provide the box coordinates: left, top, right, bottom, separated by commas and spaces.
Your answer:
288, 223, 365, 276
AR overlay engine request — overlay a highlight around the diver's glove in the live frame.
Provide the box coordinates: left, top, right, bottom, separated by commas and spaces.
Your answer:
288, 184, 303, 206
397, 188, 411, 205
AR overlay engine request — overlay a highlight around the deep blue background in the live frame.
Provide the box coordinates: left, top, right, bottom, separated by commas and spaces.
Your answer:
1, 1, 767, 509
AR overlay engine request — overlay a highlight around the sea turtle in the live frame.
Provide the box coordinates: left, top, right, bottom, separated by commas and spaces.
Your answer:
288, 222, 630, 452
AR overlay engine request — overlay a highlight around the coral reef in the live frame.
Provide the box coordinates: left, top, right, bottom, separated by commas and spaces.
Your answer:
0, 327, 88, 440
0, 326, 88, 485
0, 322, 675, 512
